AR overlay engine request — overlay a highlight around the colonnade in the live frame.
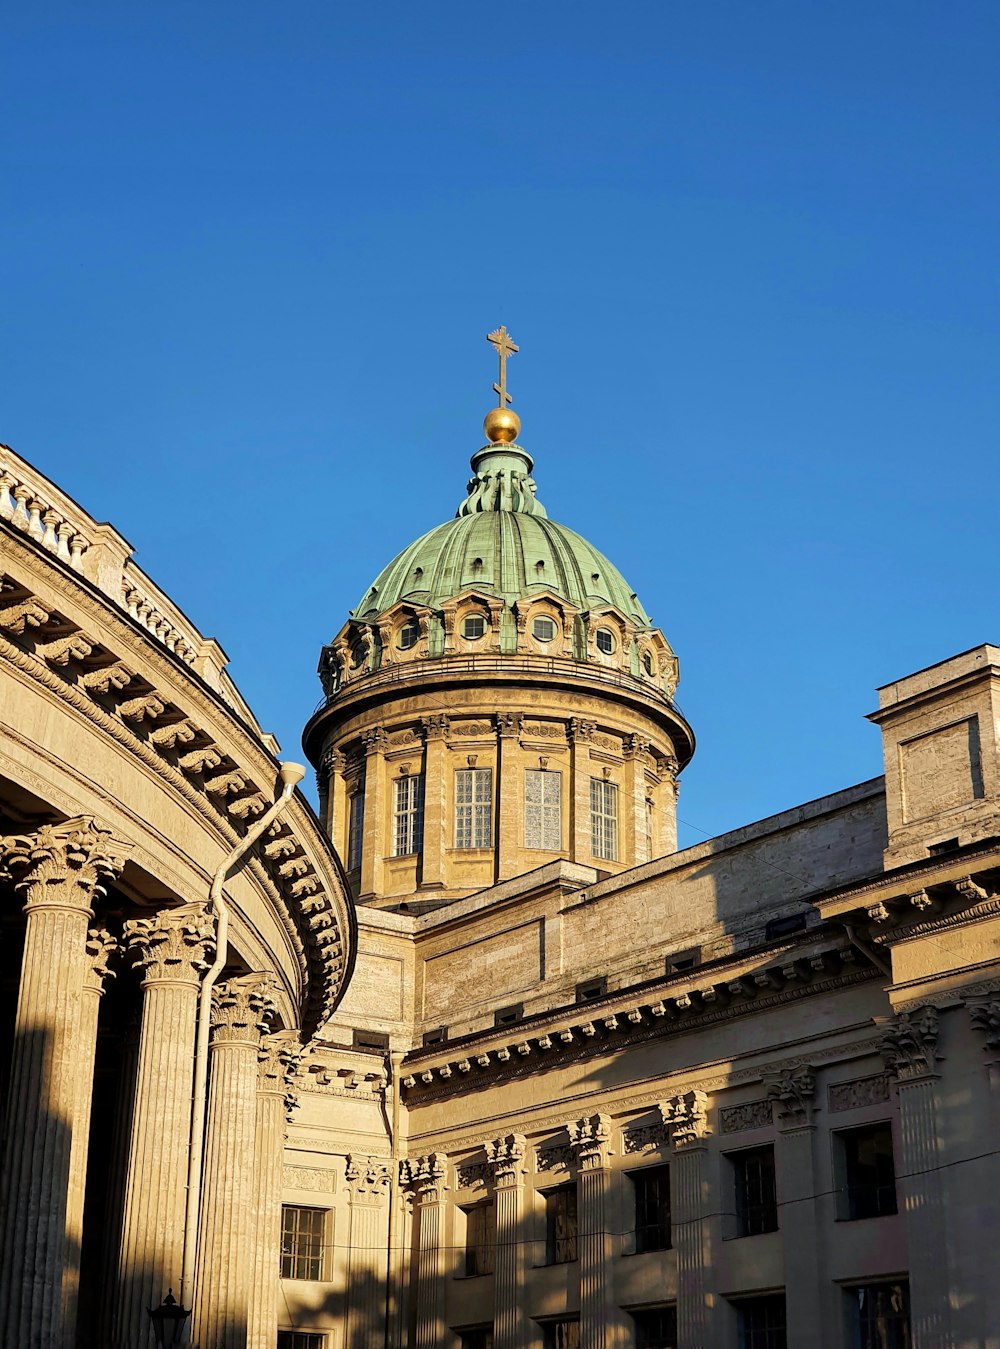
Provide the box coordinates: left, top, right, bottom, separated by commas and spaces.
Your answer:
0, 817, 299, 1349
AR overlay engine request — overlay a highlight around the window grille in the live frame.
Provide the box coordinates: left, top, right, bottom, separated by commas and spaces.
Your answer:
630, 1165, 672, 1252
542, 1318, 580, 1349
277, 1334, 326, 1349
544, 1184, 578, 1265
392, 774, 424, 856
731, 1146, 778, 1236
533, 616, 556, 641
347, 788, 365, 871
455, 768, 493, 849
838, 1123, 898, 1220
280, 1205, 327, 1281
590, 778, 618, 861
848, 1282, 911, 1349
733, 1294, 787, 1349
596, 628, 615, 654
525, 770, 562, 850
632, 1306, 678, 1349
397, 620, 419, 650
462, 1201, 495, 1276
463, 615, 486, 639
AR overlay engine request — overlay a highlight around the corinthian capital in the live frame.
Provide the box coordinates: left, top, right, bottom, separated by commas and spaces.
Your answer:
879, 1006, 939, 1082
210, 971, 278, 1047
567, 1114, 613, 1170
484, 1133, 526, 1186
124, 902, 215, 983
258, 1029, 303, 1118
763, 1064, 816, 1123
659, 1090, 710, 1146
0, 816, 131, 912
399, 1152, 448, 1202
84, 927, 118, 994
346, 1155, 393, 1201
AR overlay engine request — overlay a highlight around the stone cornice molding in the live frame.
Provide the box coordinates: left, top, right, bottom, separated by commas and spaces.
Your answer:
566, 1114, 613, 1170
345, 1155, 393, 1202
0, 815, 131, 913
879, 1006, 940, 1082
762, 1063, 816, 1123
0, 565, 354, 1034
399, 1153, 448, 1203
124, 901, 216, 984
659, 1090, 710, 1146
210, 972, 278, 1048
484, 1133, 527, 1186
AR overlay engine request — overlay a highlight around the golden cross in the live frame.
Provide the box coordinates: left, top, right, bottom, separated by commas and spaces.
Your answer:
487, 326, 519, 408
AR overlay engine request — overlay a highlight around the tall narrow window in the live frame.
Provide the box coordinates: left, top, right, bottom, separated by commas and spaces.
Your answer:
347, 788, 365, 872
462, 1201, 495, 1276
837, 1123, 898, 1220
525, 770, 562, 850
847, 1282, 911, 1349
731, 1146, 778, 1236
455, 768, 493, 849
280, 1205, 327, 1281
632, 1307, 678, 1349
733, 1294, 787, 1349
544, 1184, 578, 1264
542, 1321, 580, 1349
590, 778, 618, 861
392, 774, 424, 856
630, 1164, 672, 1252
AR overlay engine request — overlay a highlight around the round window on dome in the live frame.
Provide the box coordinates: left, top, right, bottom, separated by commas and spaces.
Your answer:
397, 620, 420, 651
596, 628, 616, 655
642, 650, 654, 676
463, 615, 486, 640
533, 616, 556, 642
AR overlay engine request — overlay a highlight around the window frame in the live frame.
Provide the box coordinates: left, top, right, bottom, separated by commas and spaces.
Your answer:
732, 1293, 787, 1349
845, 1280, 912, 1349
454, 767, 494, 849
728, 1145, 778, 1238
540, 1316, 581, 1349
595, 627, 616, 654
525, 768, 562, 851
631, 1305, 678, 1349
277, 1333, 327, 1349
532, 615, 557, 642
589, 777, 619, 861
629, 1163, 672, 1253
392, 773, 424, 857
396, 619, 420, 650
462, 614, 487, 640
346, 786, 365, 872
543, 1183, 579, 1265
835, 1121, 898, 1221
279, 1204, 328, 1282
461, 1200, 496, 1278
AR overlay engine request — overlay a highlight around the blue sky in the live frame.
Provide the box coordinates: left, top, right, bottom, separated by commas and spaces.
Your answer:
3, 3, 998, 849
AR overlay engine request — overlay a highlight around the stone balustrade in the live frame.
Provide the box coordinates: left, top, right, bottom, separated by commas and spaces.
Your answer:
0, 446, 91, 571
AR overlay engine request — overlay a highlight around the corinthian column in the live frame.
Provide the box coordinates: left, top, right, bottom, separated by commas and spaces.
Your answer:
112, 902, 215, 1349
247, 1031, 301, 1349
191, 973, 277, 1349
400, 1154, 448, 1349
345, 1156, 393, 1349
567, 1115, 613, 1349
879, 1008, 954, 1349
485, 1134, 526, 1349
0, 817, 129, 1349
661, 1091, 712, 1349
763, 1066, 820, 1349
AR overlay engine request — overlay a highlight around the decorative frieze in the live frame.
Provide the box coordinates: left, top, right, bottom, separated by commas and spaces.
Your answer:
719, 1099, 774, 1133
536, 1142, 574, 1172
455, 1161, 489, 1190
828, 1074, 891, 1112
622, 1119, 671, 1153
282, 1164, 337, 1194
879, 1006, 939, 1081
763, 1064, 816, 1122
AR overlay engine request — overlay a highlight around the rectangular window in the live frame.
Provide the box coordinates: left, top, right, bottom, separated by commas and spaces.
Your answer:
347, 787, 365, 871
392, 774, 424, 856
632, 1306, 678, 1349
277, 1334, 326, 1349
459, 1329, 495, 1349
542, 1318, 581, 1349
630, 1164, 671, 1252
733, 1294, 787, 1349
544, 1184, 578, 1265
462, 1201, 495, 1277
525, 769, 562, 850
847, 1282, 911, 1349
837, 1123, 898, 1220
590, 778, 618, 861
280, 1205, 327, 1281
731, 1146, 778, 1236
455, 768, 493, 849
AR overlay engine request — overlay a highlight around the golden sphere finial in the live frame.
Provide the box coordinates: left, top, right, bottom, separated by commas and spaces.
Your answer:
484, 406, 522, 444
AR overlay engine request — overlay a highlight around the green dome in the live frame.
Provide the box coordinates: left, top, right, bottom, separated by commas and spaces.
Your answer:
352, 510, 652, 625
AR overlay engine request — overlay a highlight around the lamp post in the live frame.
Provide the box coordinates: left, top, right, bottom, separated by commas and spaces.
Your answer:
147, 1290, 191, 1347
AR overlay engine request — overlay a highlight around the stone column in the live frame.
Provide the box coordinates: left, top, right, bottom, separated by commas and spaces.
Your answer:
0, 817, 129, 1349
247, 1031, 301, 1349
661, 1091, 712, 1349
63, 927, 118, 1337
568, 719, 597, 864
360, 728, 386, 899
879, 1007, 954, 1349
401, 1154, 448, 1349
764, 1066, 821, 1349
568, 1115, 613, 1349
112, 902, 215, 1349
622, 736, 651, 865
420, 715, 451, 889
485, 1134, 527, 1349
191, 973, 277, 1349
345, 1156, 393, 1349
495, 712, 522, 882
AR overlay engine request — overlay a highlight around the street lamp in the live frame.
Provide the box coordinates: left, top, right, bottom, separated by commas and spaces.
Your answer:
147, 1290, 190, 1347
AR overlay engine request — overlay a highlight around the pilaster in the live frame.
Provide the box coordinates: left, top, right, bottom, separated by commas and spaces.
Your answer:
764, 1066, 823, 1349
247, 1030, 302, 1349
878, 1007, 953, 1349
360, 728, 386, 899
495, 712, 523, 882
622, 735, 650, 865
567, 1114, 613, 1349
113, 901, 215, 1349
400, 1153, 448, 1349
420, 715, 450, 889
568, 718, 597, 864
0, 816, 129, 1349
191, 972, 277, 1349
485, 1134, 527, 1349
345, 1156, 393, 1349
660, 1091, 713, 1349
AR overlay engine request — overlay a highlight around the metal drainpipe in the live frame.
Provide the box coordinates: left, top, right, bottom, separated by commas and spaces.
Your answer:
179, 760, 307, 1307
384, 1048, 405, 1349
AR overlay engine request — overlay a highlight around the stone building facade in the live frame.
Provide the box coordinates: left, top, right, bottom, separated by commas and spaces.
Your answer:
3, 356, 1000, 1349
